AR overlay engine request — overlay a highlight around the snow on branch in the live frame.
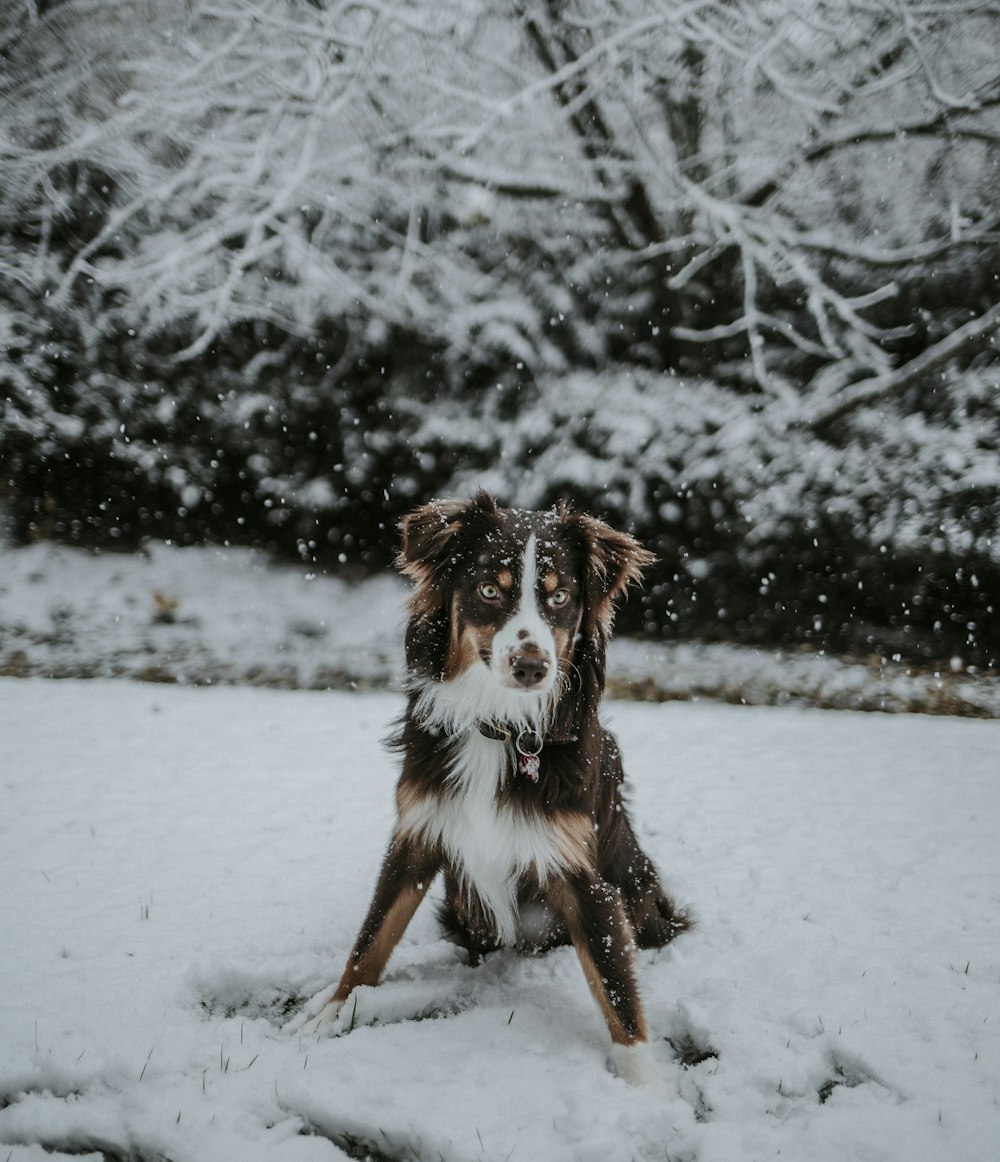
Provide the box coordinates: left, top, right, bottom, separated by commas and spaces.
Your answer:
4, 0, 1000, 391
805, 299, 1000, 432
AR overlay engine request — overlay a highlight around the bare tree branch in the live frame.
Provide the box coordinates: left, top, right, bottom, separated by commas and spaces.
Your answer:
806, 299, 1000, 432
742, 90, 1000, 209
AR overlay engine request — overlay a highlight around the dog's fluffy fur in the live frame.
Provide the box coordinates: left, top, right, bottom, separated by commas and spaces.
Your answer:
302, 493, 689, 1080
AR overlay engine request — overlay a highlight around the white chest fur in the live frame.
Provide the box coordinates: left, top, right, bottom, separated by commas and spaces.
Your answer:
398, 730, 569, 943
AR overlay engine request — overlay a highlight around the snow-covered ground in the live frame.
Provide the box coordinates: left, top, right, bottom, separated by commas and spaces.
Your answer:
2, 678, 998, 1162
2, 542, 998, 715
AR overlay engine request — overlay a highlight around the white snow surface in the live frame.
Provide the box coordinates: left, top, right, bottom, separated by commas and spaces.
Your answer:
2, 678, 998, 1161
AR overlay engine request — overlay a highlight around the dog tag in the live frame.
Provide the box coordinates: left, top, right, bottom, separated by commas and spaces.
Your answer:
519, 752, 541, 783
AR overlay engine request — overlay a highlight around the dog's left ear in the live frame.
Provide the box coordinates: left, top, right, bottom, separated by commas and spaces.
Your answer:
575, 513, 655, 637
549, 509, 654, 742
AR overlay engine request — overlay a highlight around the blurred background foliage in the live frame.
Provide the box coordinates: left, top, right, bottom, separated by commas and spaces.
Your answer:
2, 0, 999, 665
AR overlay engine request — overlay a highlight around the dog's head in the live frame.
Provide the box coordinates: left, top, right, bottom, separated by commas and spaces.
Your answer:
397, 491, 653, 733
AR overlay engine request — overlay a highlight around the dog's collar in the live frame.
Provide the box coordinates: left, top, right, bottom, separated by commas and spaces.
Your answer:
476, 720, 579, 746
477, 720, 543, 752
477, 721, 543, 782
477, 720, 580, 783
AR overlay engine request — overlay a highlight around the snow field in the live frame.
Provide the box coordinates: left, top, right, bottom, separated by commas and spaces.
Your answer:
3, 541, 997, 715
1, 679, 998, 1161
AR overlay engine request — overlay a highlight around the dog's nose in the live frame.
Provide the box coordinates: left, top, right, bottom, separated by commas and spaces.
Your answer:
510, 651, 551, 688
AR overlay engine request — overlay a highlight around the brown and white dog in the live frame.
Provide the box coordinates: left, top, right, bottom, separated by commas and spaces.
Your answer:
301, 492, 688, 1083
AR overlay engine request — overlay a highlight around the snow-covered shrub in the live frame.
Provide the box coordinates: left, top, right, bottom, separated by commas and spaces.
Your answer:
453, 366, 1000, 664
0, 311, 492, 565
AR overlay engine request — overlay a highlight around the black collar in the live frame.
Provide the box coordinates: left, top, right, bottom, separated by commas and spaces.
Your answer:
476, 721, 577, 750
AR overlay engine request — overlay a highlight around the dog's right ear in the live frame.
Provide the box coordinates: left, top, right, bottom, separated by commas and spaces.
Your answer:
397, 492, 499, 615
398, 498, 468, 574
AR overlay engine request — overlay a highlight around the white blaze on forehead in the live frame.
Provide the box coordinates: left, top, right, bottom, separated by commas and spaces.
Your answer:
502, 533, 553, 649
484, 532, 558, 695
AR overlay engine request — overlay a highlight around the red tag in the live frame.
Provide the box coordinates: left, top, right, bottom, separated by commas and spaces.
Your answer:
519, 753, 540, 782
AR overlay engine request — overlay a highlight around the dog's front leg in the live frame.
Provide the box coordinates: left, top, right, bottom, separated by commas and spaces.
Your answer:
550, 870, 662, 1086
301, 831, 440, 1034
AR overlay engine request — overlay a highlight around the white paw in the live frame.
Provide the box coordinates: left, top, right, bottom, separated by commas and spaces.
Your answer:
608, 1041, 666, 1088
297, 999, 343, 1036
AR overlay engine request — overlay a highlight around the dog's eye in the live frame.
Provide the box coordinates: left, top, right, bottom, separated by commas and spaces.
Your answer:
478, 582, 501, 602
549, 588, 571, 607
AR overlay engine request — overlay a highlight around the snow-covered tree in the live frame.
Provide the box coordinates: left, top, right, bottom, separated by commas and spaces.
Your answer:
5, 0, 1000, 376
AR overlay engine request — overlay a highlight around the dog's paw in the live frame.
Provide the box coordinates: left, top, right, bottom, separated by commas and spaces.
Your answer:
296, 999, 344, 1036
608, 1041, 668, 1090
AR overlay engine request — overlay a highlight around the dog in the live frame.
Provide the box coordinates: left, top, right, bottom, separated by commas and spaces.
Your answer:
301, 492, 689, 1083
